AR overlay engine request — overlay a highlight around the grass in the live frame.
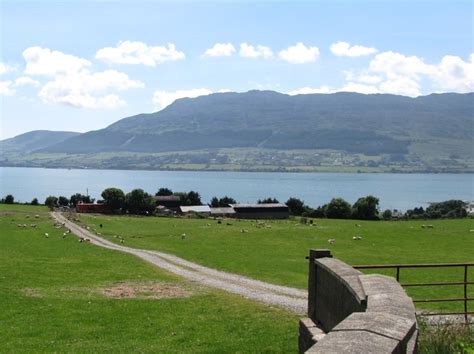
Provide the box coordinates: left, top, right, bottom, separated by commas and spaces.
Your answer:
418, 320, 474, 354
78, 213, 474, 313
0, 205, 299, 352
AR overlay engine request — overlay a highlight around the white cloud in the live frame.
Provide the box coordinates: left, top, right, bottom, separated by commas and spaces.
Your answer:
344, 71, 382, 85
39, 70, 144, 109
239, 43, 273, 59
0, 81, 15, 95
152, 88, 232, 109
330, 41, 378, 57
368, 51, 474, 96
14, 76, 41, 88
0, 62, 15, 75
288, 86, 334, 95
278, 42, 319, 64
340, 82, 381, 95
96, 41, 185, 66
23, 46, 91, 76
203, 43, 236, 57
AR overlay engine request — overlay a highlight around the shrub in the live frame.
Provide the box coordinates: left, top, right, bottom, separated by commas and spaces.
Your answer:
326, 198, 351, 219
31, 198, 39, 206
382, 209, 392, 220
418, 319, 474, 354
286, 197, 306, 216
351, 195, 380, 220
44, 196, 58, 210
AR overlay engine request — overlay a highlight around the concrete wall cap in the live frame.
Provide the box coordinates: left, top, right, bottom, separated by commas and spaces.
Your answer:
306, 330, 399, 353
332, 312, 416, 342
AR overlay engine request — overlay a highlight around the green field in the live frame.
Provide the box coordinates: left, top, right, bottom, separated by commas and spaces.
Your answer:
0, 205, 298, 352
78, 213, 474, 313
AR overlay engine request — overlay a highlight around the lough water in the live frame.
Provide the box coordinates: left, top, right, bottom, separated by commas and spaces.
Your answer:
0, 167, 472, 211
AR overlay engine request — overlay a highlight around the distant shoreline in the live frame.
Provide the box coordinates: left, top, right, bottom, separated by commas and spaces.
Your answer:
1, 164, 473, 174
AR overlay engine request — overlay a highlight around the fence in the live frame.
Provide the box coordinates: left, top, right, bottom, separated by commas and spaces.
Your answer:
353, 262, 474, 324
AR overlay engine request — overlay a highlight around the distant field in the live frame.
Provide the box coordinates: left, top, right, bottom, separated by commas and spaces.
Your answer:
0, 205, 298, 352
79, 213, 474, 313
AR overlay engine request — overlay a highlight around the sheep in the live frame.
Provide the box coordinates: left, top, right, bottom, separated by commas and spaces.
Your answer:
181, 233, 186, 240
352, 236, 362, 240
327, 238, 336, 244
240, 228, 249, 233
44, 233, 49, 238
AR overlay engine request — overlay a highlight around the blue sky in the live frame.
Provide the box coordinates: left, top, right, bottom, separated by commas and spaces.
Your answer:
1, 0, 472, 139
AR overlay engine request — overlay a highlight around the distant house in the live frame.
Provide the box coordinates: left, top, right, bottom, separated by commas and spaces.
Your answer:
180, 205, 211, 215
210, 207, 236, 217
153, 195, 181, 210
76, 203, 111, 214
230, 203, 289, 219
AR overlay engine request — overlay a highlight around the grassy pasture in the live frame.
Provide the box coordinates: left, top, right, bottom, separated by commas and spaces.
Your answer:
78, 213, 474, 313
0, 205, 298, 352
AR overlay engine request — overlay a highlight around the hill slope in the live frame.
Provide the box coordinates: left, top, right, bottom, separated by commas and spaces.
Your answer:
1, 91, 472, 172
0, 130, 80, 153
40, 91, 473, 156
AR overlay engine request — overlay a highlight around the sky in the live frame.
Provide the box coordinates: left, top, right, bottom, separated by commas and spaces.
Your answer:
0, 0, 473, 139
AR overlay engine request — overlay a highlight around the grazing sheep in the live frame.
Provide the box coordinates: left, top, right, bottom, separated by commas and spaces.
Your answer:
327, 238, 336, 244
181, 233, 186, 240
119, 239, 124, 243
34, 215, 39, 218
240, 228, 249, 233
44, 233, 49, 238
355, 224, 362, 227
352, 236, 362, 240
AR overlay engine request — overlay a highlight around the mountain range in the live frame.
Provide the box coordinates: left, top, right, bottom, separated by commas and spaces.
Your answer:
1, 91, 473, 172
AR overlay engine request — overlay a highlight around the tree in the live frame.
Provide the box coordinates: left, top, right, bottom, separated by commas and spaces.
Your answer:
175, 191, 202, 206
257, 197, 279, 204
31, 198, 39, 206
156, 187, 173, 196
101, 187, 125, 211
70, 193, 94, 207
351, 195, 380, 220
4, 194, 14, 204
210, 196, 236, 207
326, 198, 351, 219
45, 196, 58, 210
286, 197, 306, 216
425, 200, 467, 219
125, 189, 155, 214
187, 191, 202, 205
58, 196, 69, 206
382, 209, 393, 220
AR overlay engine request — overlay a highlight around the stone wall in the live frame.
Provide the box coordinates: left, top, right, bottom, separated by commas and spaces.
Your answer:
299, 249, 418, 353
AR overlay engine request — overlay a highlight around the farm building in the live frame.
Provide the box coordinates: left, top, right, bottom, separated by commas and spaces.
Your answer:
229, 203, 289, 219
180, 205, 211, 215
76, 203, 111, 214
210, 207, 236, 217
153, 195, 181, 210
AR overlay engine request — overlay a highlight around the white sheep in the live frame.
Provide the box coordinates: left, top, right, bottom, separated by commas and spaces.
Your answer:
327, 238, 336, 244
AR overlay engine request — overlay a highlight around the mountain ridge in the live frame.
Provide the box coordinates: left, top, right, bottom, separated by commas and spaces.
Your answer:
1, 91, 472, 172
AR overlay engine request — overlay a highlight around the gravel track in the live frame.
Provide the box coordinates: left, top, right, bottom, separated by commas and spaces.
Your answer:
52, 212, 307, 314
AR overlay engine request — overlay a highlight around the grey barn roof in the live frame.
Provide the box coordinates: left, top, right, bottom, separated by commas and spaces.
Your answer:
229, 203, 288, 209
210, 207, 236, 214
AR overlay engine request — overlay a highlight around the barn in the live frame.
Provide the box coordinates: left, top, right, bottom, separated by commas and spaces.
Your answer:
230, 203, 289, 219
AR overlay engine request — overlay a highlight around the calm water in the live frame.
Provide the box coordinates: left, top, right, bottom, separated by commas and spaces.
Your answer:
1, 167, 473, 211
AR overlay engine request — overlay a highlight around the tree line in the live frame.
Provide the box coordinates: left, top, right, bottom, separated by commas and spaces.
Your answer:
0, 190, 469, 220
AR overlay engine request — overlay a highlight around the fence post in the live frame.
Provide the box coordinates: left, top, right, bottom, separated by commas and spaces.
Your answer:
307, 249, 332, 320
464, 265, 468, 324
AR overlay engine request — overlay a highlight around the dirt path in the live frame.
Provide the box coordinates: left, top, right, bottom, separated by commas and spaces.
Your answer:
52, 212, 307, 314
